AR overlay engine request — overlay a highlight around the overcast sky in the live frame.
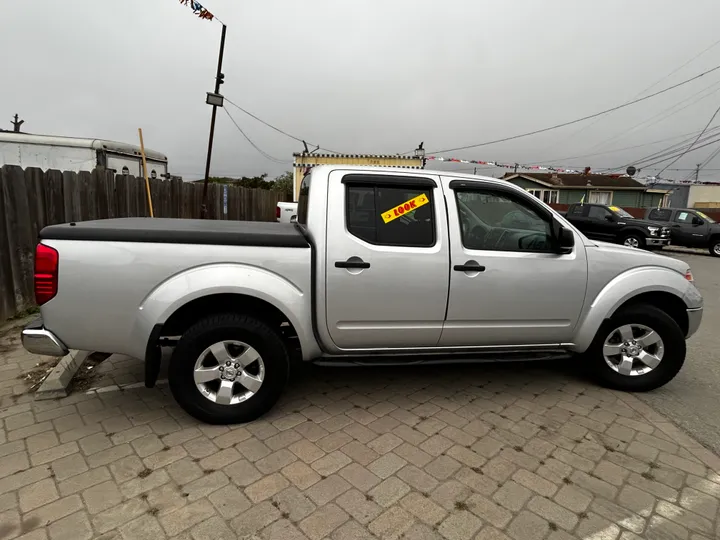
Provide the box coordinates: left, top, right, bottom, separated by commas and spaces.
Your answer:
4, 0, 720, 182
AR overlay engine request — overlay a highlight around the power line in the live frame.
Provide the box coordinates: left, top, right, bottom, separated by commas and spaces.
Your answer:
532, 128, 719, 165
536, 38, 720, 154
222, 107, 291, 164
425, 63, 720, 154
585, 78, 720, 153
656, 103, 720, 176
224, 97, 342, 154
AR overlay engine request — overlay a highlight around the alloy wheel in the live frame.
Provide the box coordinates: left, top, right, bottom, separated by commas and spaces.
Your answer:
602, 323, 664, 377
193, 340, 265, 405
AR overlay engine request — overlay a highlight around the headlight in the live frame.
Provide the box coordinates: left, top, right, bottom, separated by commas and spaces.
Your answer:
647, 226, 659, 236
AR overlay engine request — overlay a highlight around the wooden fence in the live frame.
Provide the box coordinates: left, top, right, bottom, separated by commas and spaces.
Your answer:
0, 165, 289, 321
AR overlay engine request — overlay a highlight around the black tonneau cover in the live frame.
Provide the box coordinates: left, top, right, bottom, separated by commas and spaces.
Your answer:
40, 218, 309, 248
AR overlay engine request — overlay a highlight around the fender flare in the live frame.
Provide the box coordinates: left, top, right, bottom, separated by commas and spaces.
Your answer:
129, 263, 316, 361
571, 266, 694, 352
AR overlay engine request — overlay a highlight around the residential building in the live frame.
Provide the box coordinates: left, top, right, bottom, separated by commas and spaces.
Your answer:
502, 172, 668, 208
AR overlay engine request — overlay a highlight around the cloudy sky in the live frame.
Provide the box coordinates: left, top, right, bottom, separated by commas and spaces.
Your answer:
4, 0, 720, 182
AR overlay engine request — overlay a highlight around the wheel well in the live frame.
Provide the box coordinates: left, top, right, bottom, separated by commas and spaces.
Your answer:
161, 293, 299, 342
614, 292, 688, 335
710, 234, 720, 245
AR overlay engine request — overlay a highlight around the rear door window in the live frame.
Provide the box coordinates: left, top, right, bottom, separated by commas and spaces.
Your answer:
648, 208, 672, 221
345, 181, 435, 247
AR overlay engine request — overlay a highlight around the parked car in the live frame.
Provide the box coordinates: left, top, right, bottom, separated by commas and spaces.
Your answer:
644, 207, 720, 257
276, 201, 298, 223
563, 202, 671, 249
22, 166, 702, 424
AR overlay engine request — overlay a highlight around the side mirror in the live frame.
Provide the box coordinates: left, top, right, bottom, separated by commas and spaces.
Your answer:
557, 226, 575, 253
605, 214, 616, 222
692, 217, 703, 226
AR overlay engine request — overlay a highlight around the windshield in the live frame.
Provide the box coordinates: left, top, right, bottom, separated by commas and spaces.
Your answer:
608, 205, 634, 219
696, 211, 716, 223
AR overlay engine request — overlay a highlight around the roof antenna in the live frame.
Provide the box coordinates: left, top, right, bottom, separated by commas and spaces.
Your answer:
11, 113, 24, 133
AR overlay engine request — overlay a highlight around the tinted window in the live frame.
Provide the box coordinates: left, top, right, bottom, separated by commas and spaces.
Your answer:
648, 209, 672, 221
569, 205, 585, 216
588, 206, 612, 220
297, 173, 311, 225
346, 184, 435, 247
455, 190, 554, 252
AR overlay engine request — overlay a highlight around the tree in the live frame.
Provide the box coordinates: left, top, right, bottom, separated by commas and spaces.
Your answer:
271, 171, 293, 200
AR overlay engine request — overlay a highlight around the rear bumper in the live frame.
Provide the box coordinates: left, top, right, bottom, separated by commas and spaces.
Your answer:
21, 318, 69, 357
646, 237, 671, 247
687, 307, 703, 339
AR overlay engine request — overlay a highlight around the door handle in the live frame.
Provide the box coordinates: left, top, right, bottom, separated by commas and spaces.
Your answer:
454, 262, 485, 272
335, 259, 370, 269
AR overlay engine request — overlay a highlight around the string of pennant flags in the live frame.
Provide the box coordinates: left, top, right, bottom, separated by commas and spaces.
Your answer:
179, 0, 215, 21
426, 156, 590, 174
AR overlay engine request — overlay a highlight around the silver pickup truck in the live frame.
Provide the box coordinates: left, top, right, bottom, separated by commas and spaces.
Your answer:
22, 166, 703, 424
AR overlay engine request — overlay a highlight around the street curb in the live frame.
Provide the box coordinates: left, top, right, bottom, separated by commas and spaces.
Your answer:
34, 350, 89, 400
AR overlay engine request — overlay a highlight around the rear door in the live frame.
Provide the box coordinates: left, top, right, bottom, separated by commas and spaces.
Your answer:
440, 178, 587, 346
325, 171, 449, 349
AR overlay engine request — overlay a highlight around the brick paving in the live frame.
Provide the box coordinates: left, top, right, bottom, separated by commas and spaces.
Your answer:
0, 329, 719, 539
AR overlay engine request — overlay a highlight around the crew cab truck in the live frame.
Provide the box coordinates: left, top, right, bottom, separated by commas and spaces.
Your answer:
563, 203, 671, 249
644, 207, 720, 257
22, 166, 703, 424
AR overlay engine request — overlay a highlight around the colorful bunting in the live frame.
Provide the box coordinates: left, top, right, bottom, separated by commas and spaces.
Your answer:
179, 0, 214, 20
426, 155, 587, 174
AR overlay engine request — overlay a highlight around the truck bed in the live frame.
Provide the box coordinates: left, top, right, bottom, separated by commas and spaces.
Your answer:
40, 218, 309, 248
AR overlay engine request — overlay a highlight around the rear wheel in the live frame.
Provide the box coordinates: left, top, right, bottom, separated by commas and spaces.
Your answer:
622, 234, 644, 249
169, 313, 289, 424
586, 305, 685, 392
709, 238, 720, 257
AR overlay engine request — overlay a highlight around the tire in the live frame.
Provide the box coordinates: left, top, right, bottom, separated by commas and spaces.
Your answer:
709, 238, 720, 257
586, 305, 685, 392
621, 233, 644, 249
169, 313, 289, 424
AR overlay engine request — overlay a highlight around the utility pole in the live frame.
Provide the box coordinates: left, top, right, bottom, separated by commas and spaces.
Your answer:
11, 114, 24, 132
200, 24, 227, 219
695, 163, 701, 183
514, 163, 518, 173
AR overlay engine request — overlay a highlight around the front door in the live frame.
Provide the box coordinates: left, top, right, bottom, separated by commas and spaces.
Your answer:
586, 205, 618, 241
440, 178, 587, 346
325, 171, 449, 350
672, 211, 708, 247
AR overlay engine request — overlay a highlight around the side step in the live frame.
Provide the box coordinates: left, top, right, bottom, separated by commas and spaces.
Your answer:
312, 350, 572, 367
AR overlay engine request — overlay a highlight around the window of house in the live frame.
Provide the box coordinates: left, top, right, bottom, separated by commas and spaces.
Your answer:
589, 191, 612, 204
588, 205, 613, 220
526, 189, 559, 203
345, 183, 435, 247
455, 189, 553, 252
648, 208, 672, 221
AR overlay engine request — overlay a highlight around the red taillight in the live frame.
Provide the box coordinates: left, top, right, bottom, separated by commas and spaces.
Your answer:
35, 244, 58, 305
276, 206, 281, 219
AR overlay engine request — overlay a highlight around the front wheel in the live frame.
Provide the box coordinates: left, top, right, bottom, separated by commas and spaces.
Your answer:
621, 234, 644, 249
709, 238, 720, 257
169, 313, 289, 424
586, 305, 685, 392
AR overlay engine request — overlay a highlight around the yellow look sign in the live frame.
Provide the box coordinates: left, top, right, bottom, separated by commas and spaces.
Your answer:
381, 194, 430, 224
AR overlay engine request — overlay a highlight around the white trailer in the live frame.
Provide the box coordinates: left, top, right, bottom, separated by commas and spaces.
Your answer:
0, 133, 168, 178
